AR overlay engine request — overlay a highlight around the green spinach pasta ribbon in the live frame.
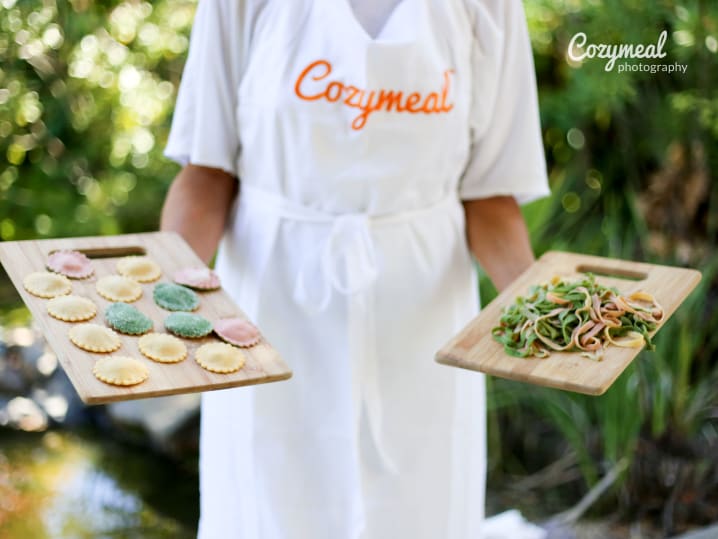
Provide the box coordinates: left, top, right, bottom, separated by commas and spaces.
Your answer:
491, 275, 664, 360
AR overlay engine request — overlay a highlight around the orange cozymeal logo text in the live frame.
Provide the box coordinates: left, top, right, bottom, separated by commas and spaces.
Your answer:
294, 59, 454, 130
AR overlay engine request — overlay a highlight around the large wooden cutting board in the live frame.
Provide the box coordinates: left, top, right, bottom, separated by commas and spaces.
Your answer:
0, 232, 292, 404
435, 251, 701, 395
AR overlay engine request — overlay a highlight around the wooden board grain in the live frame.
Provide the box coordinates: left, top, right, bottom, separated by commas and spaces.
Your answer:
435, 251, 701, 395
0, 232, 292, 404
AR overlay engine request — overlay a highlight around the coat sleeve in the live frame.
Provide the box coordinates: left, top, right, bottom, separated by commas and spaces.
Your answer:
458, 0, 550, 204
164, 0, 255, 176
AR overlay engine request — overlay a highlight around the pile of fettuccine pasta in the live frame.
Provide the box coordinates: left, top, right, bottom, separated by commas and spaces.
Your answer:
492, 274, 664, 360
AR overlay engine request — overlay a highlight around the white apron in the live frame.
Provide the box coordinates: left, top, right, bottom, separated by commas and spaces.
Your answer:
200, 1, 489, 537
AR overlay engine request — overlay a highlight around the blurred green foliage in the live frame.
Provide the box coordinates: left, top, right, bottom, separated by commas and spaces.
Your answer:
0, 0, 190, 240
485, 0, 718, 531
1, 0, 718, 533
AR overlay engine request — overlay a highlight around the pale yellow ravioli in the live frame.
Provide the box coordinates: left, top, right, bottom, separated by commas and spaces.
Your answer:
69, 323, 121, 353
23, 271, 71, 298
116, 256, 162, 283
195, 342, 246, 374
96, 275, 142, 302
93, 356, 149, 386
47, 295, 97, 322
138, 333, 187, 363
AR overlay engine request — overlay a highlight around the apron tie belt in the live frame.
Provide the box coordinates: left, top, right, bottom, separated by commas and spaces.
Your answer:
294, 212, 379, 312
239, 184, 458, 474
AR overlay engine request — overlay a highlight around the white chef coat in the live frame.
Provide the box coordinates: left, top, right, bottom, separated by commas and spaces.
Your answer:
165, 1, 550, 538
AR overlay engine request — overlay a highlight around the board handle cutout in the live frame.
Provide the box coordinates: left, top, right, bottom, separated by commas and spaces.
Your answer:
576, 264, 647, 281
49, 246, 147, 259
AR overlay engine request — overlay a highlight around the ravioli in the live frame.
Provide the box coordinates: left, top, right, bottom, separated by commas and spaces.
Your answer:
96, 275, 143, 303
47, 295, 97, 322
105, 302, 153, 335
214, 317, 261, 347
23, 271, 72, 299
173, 267, 221, 290
46, 250, 94, 279
93, 356, 149, 386
164, 312, 213, 338
69, 323, 121, 353
116, 256, 162, 283
153, 282, 200, 311
195, 342, 246, 374
138, 333, 188, 363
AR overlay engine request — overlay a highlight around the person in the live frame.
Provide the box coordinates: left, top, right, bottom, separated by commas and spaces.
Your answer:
161, 0, 550, 537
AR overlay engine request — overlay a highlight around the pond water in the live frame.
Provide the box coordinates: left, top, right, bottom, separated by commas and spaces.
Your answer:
0, 429, 199, 538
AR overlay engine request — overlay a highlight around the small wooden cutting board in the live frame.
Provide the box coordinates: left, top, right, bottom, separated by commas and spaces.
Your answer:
0, 232, 292, 404
435, 251, 701, 395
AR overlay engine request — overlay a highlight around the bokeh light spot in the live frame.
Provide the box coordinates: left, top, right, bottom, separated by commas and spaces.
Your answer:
561, 192, 581, 213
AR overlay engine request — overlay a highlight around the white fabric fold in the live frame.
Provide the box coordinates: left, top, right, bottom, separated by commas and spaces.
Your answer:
241, 184, 457, 474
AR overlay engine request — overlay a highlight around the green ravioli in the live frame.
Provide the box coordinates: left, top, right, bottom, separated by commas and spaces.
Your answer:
164, 312, 213, 338
105, 302, 153, 335
153, 282, 200, 311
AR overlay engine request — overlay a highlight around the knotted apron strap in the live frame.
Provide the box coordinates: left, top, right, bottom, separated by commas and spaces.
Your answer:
238, 184, 458, 475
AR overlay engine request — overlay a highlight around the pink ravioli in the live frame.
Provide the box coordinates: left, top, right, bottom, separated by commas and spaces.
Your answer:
47, 250, 94, 279
173, 267, 221, 290
214, 318, 261, 347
